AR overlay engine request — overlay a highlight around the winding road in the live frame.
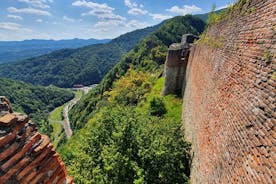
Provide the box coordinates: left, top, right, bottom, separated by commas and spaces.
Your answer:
62, 86, 95, 139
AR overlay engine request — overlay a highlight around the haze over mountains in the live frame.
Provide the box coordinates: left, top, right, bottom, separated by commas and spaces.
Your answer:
0, 38, 110, 63
0, 24, 160, 87
0, 0, 273, 183
0, 11, 214, 88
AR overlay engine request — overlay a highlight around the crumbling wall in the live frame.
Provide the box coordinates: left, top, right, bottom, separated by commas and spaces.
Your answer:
162, 34, 198, 96
182, 0, 276, 183
0, 97, 73, 184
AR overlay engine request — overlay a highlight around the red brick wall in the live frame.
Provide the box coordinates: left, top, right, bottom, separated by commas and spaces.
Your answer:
182, 0, 276, 183
0, 113, 73, 184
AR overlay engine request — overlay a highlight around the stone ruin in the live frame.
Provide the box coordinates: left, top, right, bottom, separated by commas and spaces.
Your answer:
0, 96, 13, 116
0, 96, 73, 184
162, 34, 198, 96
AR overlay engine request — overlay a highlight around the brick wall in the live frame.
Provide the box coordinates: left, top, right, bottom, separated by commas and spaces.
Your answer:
182, 0, 276, 183
162, 34, 198, 96
0, 112, 73, 184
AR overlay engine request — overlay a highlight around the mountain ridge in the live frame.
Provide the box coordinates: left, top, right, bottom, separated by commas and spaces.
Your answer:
0, 38, 110, 64
0, 24, 161, 87
0, 77, 74, 135
60, 15, 205, 183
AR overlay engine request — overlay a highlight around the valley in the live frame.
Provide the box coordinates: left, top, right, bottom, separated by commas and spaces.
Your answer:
0, 25, 160, 87
0, 0, 275, 183
48, 86, 95, 148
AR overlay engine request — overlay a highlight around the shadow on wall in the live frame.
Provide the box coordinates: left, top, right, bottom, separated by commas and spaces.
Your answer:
161, 34, 198, 97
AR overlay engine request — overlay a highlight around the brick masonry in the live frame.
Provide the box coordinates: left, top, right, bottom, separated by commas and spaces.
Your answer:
162, 34, 198, 96
0, 103, 73, 183
182, 0, 276, 183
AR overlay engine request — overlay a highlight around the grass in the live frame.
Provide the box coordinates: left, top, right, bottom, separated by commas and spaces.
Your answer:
206, 0, 254, 26
48, 105, 65, 148
74, 90, 83, 99
48, 89, 84, 148
136, 77, 183, 122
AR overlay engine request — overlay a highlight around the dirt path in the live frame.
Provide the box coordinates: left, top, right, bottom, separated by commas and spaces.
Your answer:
62, 97, 78, 138
62, 86, 96, 139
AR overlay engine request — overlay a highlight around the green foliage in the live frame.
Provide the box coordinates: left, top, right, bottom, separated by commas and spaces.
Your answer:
99, 15, 205, 93
61, 106, 191, 184
104, 69, 152, 105
0, 39, 110, 64
0, 77, 74, 135
196, 34, 225, 48
263, 52, 272, 62
207, 4, 220, 25
150, 45, 168, 65
0, 25, 160, 87
40, 118, 53, 136
206, 0, 254, 26
48, 104, 65, 148
273, 72, 276, 80
69, 15, 205, 131
194, 9, 225, 23
149, 97, 167, 116
58, 15, 206, 183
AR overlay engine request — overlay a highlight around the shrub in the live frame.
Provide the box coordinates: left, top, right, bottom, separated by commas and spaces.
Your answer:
150, 97, 167, 116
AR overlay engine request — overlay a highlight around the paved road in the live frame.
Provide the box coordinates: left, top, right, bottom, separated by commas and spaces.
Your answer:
62, 86, 96, 139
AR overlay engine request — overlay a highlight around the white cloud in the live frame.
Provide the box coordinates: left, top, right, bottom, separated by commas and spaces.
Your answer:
128, 8, 148, 15
166, 5, 202, 15
7, 7, 52, 16
97, 14, 125, 21
0, 22, 31, 31
124, 0, 148, 16
36, 19, 43, 22
124, 0, 137, 8
7, 14, 23, 21
94, 20, 123, 28
95, 19, 149, 30
125, 20, 150, 28
17, 0, 53, 9
73, 0, 125, 22
216, 4, 232, 11
72, 0, 114, 11
63, 16, 75, 22
149, 13, 172, 21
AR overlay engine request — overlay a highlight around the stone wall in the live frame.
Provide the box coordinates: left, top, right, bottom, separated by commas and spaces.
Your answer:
182, 0, 275, 183
0, 97, 73, 184
162, 34, 198, 96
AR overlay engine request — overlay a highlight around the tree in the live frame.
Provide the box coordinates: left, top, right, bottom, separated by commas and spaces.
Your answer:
150, 97, 167, 116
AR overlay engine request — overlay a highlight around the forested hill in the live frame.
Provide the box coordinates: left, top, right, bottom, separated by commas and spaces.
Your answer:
0, 77, 74, 133
60, 15, 205, 183
69, 15, 206, 129
0, 25, 160, 88
0, 38, 110, 64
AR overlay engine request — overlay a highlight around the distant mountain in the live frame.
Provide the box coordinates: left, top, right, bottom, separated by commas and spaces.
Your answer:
60, 15, 205, 183
69, 15, 206, 130
0, 25, 160, 87
195, 12, 210, 22
0, 38, 110, 63
195, 9, 226, 22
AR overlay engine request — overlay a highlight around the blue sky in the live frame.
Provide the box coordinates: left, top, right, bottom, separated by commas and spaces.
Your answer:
0, 0, 235, 41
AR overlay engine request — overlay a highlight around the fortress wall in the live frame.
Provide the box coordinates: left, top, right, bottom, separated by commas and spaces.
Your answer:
182, 0, 276, 183
0, 98, 73, 184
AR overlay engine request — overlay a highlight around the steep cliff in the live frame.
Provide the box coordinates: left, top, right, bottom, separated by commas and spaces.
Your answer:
182, 0, 275, 183
0, 97, 73, 184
